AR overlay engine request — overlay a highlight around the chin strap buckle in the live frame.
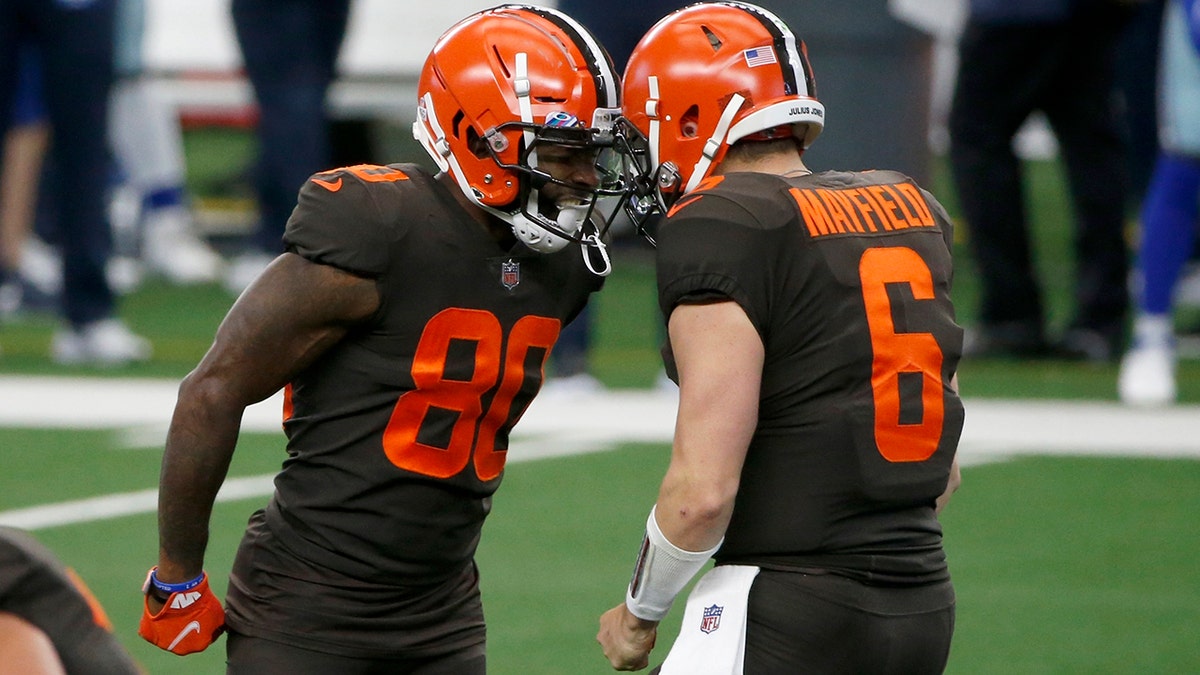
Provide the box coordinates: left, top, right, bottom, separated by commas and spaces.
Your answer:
582, 233, 612, 277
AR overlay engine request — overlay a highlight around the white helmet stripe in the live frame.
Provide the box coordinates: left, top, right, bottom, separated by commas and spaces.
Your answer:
540, 7, 619, 107
730, 1, 812, 98
779, 31, 810, 98
513, 4, 619, 109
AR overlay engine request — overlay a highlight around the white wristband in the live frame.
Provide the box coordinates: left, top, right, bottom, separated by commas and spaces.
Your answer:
624, 505, 722, 622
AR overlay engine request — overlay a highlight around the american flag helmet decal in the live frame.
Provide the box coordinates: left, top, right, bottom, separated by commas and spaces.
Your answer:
743, 46, 777, 68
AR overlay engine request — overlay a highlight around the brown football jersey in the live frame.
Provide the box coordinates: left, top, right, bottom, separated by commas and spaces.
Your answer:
224, 163, 602, 655
656, 169, 964, 584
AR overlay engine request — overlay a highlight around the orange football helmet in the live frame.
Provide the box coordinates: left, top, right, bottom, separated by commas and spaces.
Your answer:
414, 4, 630, 266
622, 1, 825, 208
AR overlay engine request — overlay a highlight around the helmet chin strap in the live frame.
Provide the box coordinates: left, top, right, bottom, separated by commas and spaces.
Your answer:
582, 231, 612, 276
564, 204, 612, 277
514, 202, 612, 276
686, 93, 745, 193
415, 93, 466, 186
646, 76, 662, 173
572, 205, 611, 277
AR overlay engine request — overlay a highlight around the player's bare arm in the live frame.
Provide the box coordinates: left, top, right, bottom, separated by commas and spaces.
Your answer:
599, 300, 762, 671
655, 300, 761, 550
0, 613, 65, 675
937, 458, 962, 515
153, 253, 380, 594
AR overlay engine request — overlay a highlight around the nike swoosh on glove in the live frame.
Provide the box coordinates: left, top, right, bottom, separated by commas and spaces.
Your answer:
138, 571, 226, 655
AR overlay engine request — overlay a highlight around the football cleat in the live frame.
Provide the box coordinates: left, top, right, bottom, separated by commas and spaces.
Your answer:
141, 207, 224, 285
1118, 342, 1176, 406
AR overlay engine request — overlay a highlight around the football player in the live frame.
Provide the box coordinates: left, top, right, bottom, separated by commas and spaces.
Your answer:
1, 526, 142, 674
598, 3, 964, 672
139, 5, 633, 672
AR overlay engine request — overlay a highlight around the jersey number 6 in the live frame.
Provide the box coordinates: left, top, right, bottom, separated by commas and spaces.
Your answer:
382, 308, 560, 480
859, 246, 944, 463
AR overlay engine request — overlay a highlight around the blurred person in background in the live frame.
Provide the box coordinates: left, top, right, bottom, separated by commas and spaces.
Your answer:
0, 44, 52, 322
1118, 0, 1200, 405
108, 0, 224, 287
0, 0, 150, 366
598, 3, 963, 672
224, 0, 353, 295
2, 0, 223, 312
138, 5, 633, 670
1116, 0, 1169, 208
949, 0, 1142, 362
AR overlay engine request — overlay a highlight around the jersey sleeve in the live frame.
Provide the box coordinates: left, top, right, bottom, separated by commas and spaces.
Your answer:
655, 187, 789, 338
913, 184, 955, 253
283, 165, 408, 277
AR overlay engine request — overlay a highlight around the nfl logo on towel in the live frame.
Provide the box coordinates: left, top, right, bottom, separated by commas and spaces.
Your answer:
743, 46, 777, 67
501, 260, 520, 290
700, 604, 723, 634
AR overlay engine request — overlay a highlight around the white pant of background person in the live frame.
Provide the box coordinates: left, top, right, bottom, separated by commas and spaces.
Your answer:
108, 0, 223, 287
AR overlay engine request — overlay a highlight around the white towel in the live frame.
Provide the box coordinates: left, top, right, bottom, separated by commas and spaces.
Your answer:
659, 565, 761, 675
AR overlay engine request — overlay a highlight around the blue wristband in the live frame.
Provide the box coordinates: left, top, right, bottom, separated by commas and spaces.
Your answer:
148, 568, 205, 595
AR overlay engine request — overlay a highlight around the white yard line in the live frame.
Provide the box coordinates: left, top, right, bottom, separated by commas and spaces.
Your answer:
1, 375, 1197, 530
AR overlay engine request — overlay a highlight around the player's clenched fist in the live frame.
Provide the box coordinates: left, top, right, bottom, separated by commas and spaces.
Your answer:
598, 603, 658, 671
138, 568, 225, 655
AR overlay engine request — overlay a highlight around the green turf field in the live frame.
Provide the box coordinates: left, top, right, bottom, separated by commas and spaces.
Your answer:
2, 431, 1198, 674
2, 145, 1199, 672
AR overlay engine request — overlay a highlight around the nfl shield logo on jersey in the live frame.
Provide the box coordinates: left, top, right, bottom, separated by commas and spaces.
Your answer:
700, 604, 723, 634
501, 260, 520, 290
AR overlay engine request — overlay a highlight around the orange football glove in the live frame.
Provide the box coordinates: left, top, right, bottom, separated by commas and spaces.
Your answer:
138, 568, 226, 655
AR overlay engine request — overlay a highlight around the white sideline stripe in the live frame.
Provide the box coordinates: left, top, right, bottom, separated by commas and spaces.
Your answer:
1, 375, 1198, 530
0, 476, 275, 530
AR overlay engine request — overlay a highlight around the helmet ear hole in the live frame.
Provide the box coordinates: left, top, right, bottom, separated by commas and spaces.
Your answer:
465, 126, 490, 160
680, 106, 700, 138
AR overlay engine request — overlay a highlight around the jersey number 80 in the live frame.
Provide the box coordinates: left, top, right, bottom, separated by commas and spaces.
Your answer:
382, 308, 560, 481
